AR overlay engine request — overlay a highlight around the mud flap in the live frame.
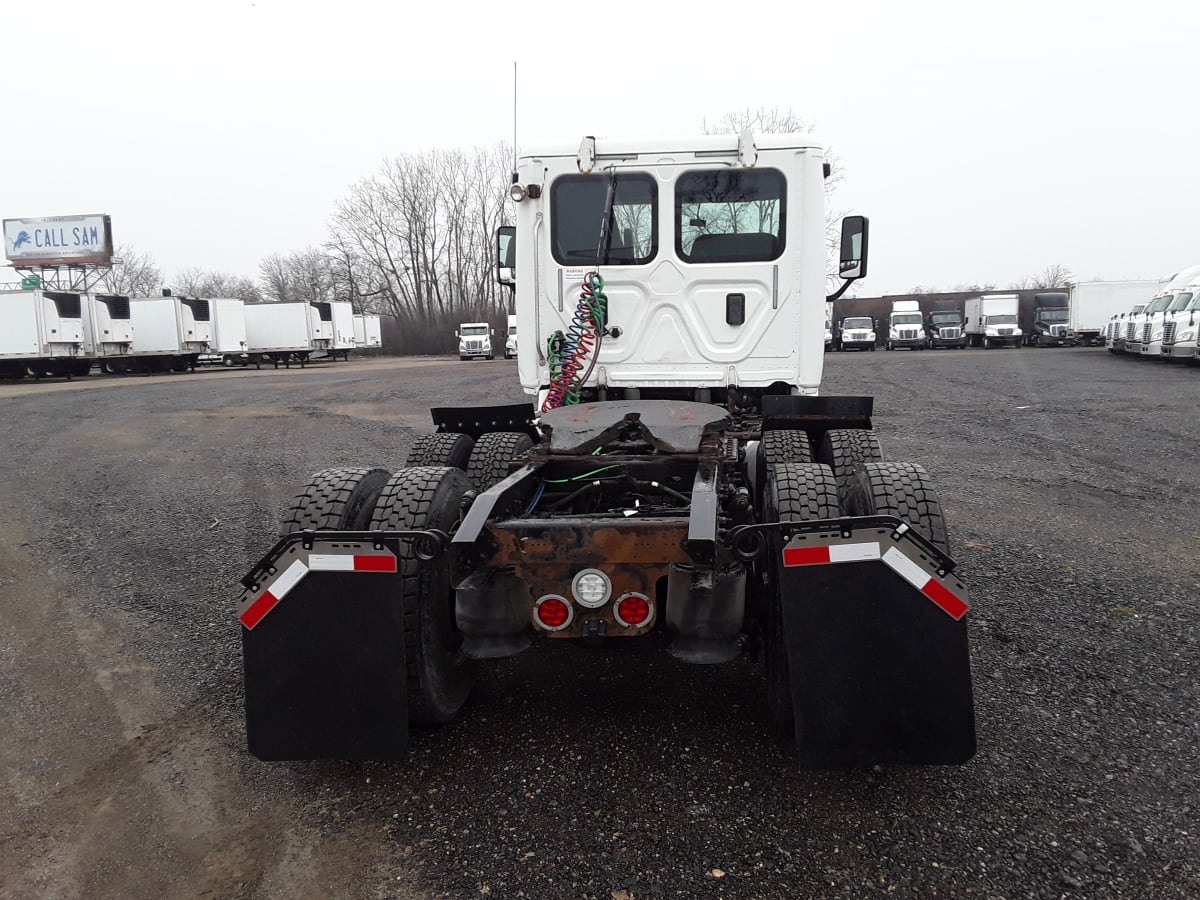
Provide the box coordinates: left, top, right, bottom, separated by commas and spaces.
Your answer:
238, 535, 410, 761
775, 520, 975, 767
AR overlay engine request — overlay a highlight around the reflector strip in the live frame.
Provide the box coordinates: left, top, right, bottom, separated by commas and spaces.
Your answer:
881, 547, 969, 621
309, 553, 398, 573
783, 542, 880, 567
240, 559, 307, 630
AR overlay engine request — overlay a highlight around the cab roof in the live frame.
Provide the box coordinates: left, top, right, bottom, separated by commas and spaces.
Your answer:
520, 133, 824, 160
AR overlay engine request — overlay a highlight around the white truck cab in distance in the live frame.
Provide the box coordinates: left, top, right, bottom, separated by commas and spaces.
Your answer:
457, 322, 494, 360
1161, 278, 1200, 360
505, 314, 518, 359
886, 299, 924, 351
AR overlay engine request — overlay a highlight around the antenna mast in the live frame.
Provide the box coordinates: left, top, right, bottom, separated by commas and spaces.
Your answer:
512, 62, 518, 180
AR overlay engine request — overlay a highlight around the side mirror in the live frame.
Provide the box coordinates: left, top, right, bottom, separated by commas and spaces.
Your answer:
491, 328, 496, 336
454, 330, 459, 338
496, 226, 516, 286
839, 215, 869, 280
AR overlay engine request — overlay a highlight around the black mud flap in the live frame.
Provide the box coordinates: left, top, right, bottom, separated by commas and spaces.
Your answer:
775, 519, 976, 767
238, 534, 411, 761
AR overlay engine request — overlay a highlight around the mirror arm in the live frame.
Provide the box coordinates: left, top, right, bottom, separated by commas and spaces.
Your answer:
826, 278, 857, 303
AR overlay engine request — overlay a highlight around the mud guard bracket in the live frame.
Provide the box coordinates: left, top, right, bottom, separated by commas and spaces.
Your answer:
239, 534, 417, 761
757, 517, 975, 767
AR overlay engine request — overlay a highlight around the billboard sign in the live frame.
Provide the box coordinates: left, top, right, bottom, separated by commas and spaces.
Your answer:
3, 214, 114, 266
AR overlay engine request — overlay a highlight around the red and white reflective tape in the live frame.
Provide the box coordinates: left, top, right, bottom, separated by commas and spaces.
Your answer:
782, 539, 968, 621
238, 553, 398, 630
880, 546, 968, 621
783, 541, 881, 566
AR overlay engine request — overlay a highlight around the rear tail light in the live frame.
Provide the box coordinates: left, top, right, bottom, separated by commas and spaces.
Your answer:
614, 592, 653, 628
534, 595, 573, 631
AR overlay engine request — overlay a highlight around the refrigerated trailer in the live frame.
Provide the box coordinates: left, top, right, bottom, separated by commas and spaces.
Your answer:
81, 294, 134, 363
327, 301, 356, 360
353, 314, 382, 350
208, 298, 249, 366
244, 301, 330, 366
0, 290, 87, 379
105, 296, 213, 373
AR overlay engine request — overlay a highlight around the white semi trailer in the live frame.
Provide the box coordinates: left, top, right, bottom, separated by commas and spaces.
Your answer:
208, 298, 249, 366
239, 132, 976, 770
107, 296, 212, 373
353, 314, 383, 350
81, 293, 134, 366
965, 294, 1022, 348
0, 290, 87, 379
327, 301, 356, 360
244, 301, 331, 367
885, 299, 924, 350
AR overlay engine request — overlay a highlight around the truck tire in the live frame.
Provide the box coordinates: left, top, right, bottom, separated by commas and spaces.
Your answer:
764, 462, 840, 734
844, 462, 949, 553
815, 429, 884, 505
466, 432, 534, 490
370, 466, 476, 724
279, 466, 392, 536
760, 429, 812, 466
485, 354, 495, 361
406, 432, 475, 470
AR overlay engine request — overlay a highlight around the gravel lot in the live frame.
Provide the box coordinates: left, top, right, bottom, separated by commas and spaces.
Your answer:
2, 349, 1197, 899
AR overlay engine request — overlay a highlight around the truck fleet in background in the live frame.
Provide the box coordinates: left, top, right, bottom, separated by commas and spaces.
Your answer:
829, 276, 1196, 364
0, 289, 384, 379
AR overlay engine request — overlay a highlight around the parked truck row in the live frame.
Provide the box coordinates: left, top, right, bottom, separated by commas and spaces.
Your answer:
0, 289, 383, 380
1105, 264, 1200, 364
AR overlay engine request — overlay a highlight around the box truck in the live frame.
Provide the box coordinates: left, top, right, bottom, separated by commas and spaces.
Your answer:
0, 290, 87, 379
965, 294, 1022, 348
885, 300, 925, 351
1026, 292, 1070, 347
1064, 280, 1159, 347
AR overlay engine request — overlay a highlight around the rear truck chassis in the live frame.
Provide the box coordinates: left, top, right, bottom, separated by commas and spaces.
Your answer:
238, 397, 976, 769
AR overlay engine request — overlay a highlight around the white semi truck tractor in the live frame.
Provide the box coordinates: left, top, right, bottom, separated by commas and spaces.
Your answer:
965, 294, 1022, 347
505, 314, 518, 359
1160, 277, 1200, 361
238, 133, 975, 769
457, 322, 494, 360
885, 299, 925, 350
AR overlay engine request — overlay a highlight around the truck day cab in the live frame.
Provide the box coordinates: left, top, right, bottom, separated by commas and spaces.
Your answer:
239, 132, 975, 770
885, 300, 924, 350
1026, 292, 1069, 346
924, 301, 967, 349
837, 316, 876, 351
1160, 277, 1200, 361
457, 322, 494, 360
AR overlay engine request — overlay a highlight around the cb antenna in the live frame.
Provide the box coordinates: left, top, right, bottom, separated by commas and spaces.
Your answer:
511, 62, 518, 186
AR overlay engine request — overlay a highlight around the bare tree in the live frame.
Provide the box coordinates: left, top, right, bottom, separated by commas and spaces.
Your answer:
258, 248, 339, 304
1032, 264, 1073, 288
703, 106, 846, 288
103, 243, 162, 296
171, 267, 262, 302
329, 142, 513, 353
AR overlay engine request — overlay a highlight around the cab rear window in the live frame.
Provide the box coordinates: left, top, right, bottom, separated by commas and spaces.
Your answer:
550, 174, 657, 266
676, 168, 786, 263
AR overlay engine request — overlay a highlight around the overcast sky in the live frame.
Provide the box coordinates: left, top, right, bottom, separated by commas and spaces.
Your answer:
3, 0, 1197, 295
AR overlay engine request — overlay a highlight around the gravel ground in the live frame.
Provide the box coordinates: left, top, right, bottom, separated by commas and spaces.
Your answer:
1, 348, 1197, 899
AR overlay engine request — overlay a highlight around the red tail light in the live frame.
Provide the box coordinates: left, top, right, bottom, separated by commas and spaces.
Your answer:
534, 595, 572, 631
614, 592, 652, 628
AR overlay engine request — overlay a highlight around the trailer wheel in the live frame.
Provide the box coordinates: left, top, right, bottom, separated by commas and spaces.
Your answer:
760, 429, 812, 465
764, 462, 840, 734
466, 431, 534, 489
815, 428, 884, 507
370, 466, 476, 724
279, 466, 393, 535
406, 432, 475, 469
845, 462, 949, 553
